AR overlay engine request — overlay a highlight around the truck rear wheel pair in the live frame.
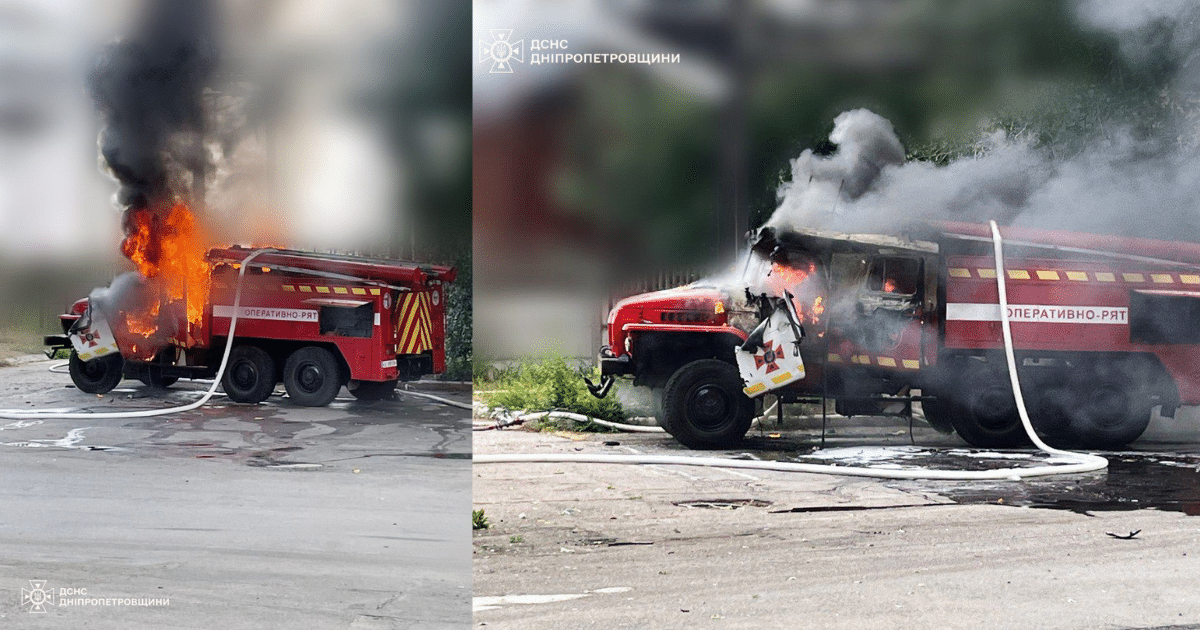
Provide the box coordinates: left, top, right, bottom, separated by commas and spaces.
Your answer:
222, 345, 343, 407
660, 359, 754, 449
928, 360, 1152, 450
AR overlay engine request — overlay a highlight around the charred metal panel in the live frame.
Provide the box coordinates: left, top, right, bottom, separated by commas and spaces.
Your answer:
1130, 291, 1200, 344
319, 303, 373, 338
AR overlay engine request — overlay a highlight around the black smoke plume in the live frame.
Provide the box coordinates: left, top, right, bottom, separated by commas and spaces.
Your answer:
89, 0, 218, 247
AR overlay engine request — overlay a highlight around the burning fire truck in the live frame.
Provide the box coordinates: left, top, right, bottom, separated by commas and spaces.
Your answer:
588, 221, 1200, 450
45, 247, 455, 406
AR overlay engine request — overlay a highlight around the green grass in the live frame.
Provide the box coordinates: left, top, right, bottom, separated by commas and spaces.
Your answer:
476, 354, 626, 429
0, 325, 50, 363
472, 509, 490, 531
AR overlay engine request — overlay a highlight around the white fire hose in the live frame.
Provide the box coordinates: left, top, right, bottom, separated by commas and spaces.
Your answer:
0, 249, 272, 420
475, 221, 1109, 480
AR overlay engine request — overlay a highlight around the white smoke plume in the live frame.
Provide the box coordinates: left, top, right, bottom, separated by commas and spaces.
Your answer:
768, 110, 1050, 235
767, 3, 1200, 241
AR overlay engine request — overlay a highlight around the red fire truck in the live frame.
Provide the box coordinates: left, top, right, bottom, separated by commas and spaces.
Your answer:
44, 247, 456, 406
588, 221, 1200, 450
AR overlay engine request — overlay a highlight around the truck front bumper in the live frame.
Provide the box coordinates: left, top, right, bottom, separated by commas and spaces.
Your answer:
44, 334, 71, 350
585, 346, 631, 399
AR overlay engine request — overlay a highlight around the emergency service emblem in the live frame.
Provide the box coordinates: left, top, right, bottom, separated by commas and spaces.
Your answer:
21, 580, 53, 613
479, 29, 524, 73
753, 341, 782, 374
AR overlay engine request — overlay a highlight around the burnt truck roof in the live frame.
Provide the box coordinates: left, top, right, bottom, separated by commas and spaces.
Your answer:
206, 246, 457, 286
750, 226, 937, 259
756, 222, 1200, 271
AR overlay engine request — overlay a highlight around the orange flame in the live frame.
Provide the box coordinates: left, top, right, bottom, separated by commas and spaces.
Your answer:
768, 261, 825, 325
119, 203, 213, 354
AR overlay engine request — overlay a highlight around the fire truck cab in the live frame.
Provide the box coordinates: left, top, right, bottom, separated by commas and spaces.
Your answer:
591, 222, 1199, 451
45, 247, 455, 407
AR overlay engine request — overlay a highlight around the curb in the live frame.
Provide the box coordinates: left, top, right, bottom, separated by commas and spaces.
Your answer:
0, 354, 52, 368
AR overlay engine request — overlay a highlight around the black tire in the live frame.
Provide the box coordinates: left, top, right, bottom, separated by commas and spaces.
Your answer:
649, 387, 672, 432
348, 379, 398, 401
946, 363, 1032, 448
283, 346, 342, 407
221, 345, 277, 404
1026, 384, 1076, 447
138, 350, 178, 388
139, 374, 179, 388
1068, 378, 1151, 449
918, 394, 956, 434
69, 350, 123, 394
661, 359, 753, 449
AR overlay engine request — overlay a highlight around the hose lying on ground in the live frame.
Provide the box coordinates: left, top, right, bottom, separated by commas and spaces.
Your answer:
400, 389, 473, 410
0, 249, 272, 420
475, 222, 1110, 480
473, 399, 785, 433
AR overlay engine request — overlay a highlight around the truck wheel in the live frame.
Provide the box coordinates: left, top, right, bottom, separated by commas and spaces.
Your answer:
284, 346, 342, 407
946, 364, 1031, 448
1068, 379, 1151, 449
662, 359, 753, 449
69, 350, 123, 394
222, 345, 277, 404
139, 373, 179, 388
649, 387, 672, 432
918, 395, 955, 434
348, 379, 398, 401
138, 350, 178, 388
1027, 385, 1074, 447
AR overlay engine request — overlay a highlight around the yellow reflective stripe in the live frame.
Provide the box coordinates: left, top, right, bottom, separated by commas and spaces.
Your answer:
744, 383, 767, 396
1007, 270, 1030, 280
1035, 270, 1060, 280
1122, 273, 1145, 283
902, 359, 921, 370
948, 268, 971, 278
1065, 271, 1088, 281
876, 357, 897, 367
976, 269, 996, 279
1182, 275, 1200, 284
333, 287, 348, 294
1095, 272, 1116, 282
1151, 274, 1174, 284
351, 288, 367, 295
771, 371, 793, 384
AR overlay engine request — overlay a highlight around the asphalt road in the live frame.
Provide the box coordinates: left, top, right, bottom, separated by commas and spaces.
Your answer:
473, 413, 1200, 629
0, 359, 471, 629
